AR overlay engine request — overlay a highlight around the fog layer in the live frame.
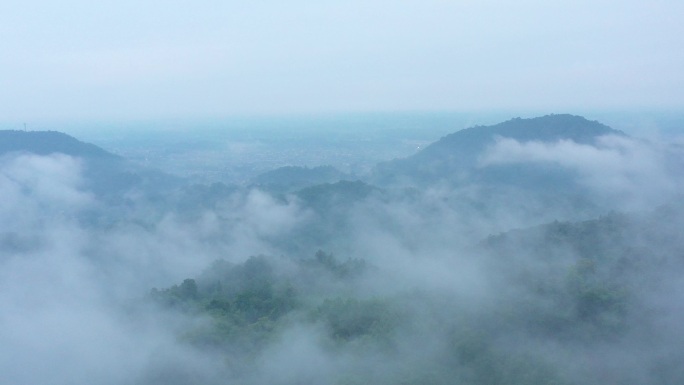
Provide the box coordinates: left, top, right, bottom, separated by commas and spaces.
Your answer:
2, 119, 684, 384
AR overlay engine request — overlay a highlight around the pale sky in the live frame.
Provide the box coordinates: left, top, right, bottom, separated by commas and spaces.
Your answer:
1, 0, 683, 122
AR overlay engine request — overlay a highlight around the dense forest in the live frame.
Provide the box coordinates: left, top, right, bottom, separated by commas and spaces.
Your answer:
147, 204, 684, 384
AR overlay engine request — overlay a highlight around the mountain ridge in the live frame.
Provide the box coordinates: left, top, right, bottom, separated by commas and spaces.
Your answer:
0, 129, 184, 200
372, 114, 626, 186
0, 130, 121, 160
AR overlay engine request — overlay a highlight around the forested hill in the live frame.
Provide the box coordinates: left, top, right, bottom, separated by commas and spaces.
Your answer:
150, 203, 684, 385
0, 130, 121, 159
372, 114, 626, 186
428, 114, 622, 152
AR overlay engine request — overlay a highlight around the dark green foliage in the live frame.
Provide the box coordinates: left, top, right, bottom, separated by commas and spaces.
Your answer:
233, 282, 297, 323
566, 258, 628, 333
179, 279, 198, 300
312, 297, 399, 343
306, 250, 367, 279
481, 211, 667, 342
152, 252, 372, 353
149, 245, 580, 383
147, 202, 684, 384
195, 256, 276, 299
150, 279, 199, 310
449, 331, 566, 385
516, 268, 629, 342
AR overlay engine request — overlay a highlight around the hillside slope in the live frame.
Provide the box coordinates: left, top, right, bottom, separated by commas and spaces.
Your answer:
0, 130, 121, 159
373, 114, 625, 186
0, 130, 180, 198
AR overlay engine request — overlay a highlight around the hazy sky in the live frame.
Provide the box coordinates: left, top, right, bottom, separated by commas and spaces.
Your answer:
2, 0, 683, 122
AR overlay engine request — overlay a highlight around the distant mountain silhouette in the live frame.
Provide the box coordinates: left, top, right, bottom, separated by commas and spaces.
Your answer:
372, 114, 626, 186
0, 129, 181, 198
0, 130, 121, 159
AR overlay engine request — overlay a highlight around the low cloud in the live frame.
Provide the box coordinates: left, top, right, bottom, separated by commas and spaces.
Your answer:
0, 154, 313, 384
479, 135, 681, 210
3, 136, 684, 384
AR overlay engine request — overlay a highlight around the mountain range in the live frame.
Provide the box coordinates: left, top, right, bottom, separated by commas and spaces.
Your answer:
0, 114, 640, 216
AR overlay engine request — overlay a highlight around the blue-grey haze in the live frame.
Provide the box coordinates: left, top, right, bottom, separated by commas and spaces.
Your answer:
1, 1, 683, 121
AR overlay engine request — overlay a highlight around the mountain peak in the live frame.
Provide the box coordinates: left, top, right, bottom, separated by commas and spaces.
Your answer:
437, 114, 624, 149
373, 114, 626, 186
